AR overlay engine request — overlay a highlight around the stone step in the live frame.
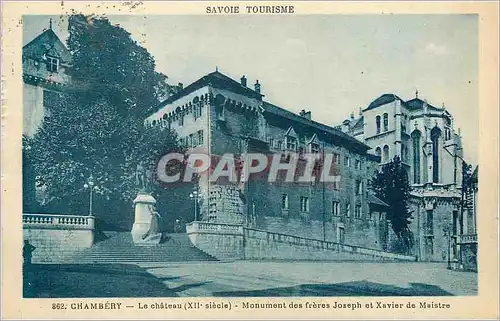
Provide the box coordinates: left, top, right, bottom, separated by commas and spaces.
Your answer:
52, 232, 217, 264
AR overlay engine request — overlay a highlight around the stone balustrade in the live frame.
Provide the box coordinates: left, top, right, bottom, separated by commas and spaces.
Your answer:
459, 234, 478, 244
23, 213, 95, 230
186, 221, 243, 235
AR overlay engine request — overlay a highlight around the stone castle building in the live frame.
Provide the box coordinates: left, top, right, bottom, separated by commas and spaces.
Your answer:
22, 24, 477, 264
339, 93, 477, 265
22, 22, 73, 138
146, 71, 395, 252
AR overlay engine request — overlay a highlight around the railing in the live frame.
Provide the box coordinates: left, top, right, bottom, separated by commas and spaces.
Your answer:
23, 214, 95, 230
186, 221, 243, 235
244, 227, 416, 261
459, 234, 478, 244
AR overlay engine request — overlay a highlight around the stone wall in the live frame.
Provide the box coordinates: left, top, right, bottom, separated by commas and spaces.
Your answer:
23, 214, 95, 263
187, 221, 416, 262
186, 222, 244, 260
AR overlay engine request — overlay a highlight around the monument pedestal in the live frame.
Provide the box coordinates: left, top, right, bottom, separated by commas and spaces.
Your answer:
131, 192, 161, 245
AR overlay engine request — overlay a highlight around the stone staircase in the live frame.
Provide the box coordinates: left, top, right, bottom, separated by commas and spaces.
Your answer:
38, 232, 218, 264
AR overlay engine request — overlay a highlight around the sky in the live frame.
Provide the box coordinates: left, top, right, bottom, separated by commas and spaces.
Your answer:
23, 14, 478, 164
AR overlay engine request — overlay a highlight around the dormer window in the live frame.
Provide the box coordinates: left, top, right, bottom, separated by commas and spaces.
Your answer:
46, 55, 59, 72
307, 134, 320, 153
286, 136, 297, 151
284, 127, 298, 151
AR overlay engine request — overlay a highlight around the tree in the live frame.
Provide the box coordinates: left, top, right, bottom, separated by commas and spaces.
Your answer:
25, 15, 182, 229
370, 155, 413, 254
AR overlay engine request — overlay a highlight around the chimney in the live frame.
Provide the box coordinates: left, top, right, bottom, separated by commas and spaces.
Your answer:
254, 80, 261, 94
240, 75, 247, 87
178, 82, 183, 91
350, 112, 355, 120
299, 110, 312, 120
359, 107, 362, 116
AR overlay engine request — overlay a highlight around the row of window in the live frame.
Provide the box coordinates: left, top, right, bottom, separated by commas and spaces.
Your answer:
180, 130, 204, 147
281, 195, 365, 219
374, 145, 409, 163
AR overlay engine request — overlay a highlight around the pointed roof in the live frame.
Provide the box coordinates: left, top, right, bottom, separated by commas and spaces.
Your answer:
285, 126, 298, 138
22, 28, 71, 63
158, 70, 263, 108
307, 133, 319, 145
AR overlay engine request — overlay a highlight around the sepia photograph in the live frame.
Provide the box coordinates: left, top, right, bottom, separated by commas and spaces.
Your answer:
2, 1, 498, 320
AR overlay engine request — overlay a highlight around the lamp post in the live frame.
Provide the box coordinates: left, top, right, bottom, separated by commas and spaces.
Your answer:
189, 191, 199, 222
83, 175, 98, 217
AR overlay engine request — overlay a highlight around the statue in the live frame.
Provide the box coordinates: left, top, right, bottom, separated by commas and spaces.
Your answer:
135, 161, 152, 192
141, 204, 162, 242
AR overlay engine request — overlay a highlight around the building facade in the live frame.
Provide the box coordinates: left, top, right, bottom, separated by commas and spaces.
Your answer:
146, 71, 394, 252
340, 92, 477, 264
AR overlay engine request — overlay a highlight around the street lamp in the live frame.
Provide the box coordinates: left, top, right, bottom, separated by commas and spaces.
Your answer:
189, 191, 199, 222
83, 175, 98, 217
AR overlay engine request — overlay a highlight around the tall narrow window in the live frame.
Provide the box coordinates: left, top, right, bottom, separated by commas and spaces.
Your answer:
383, 145, 389, 163
281, 194, 289, 210
431, 127, 441, 183
300, 197, 309, 212
383, 113, 389, 132
412, 131, 421, 184
375, 147, 381, 163
376, 115, 381, 134
332, 201, 340, 216
427, 210, 434, 235
197, 130, 204, 145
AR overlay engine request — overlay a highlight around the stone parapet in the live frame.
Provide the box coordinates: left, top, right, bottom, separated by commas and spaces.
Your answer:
23, 213, 95, 230
186, 221, 416, 262
22, 213, 95, 263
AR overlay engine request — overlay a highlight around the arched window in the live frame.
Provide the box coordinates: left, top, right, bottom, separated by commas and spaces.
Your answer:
431, 127, 441, 183
375, 147, 381, 163
383, 145, 389, 163
412, 131, 421, 184
383, 113, 389, 132
376, 115, 381, 134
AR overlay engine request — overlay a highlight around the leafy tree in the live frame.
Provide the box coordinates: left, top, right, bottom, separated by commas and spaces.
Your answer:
25, 15, 182, 229
370, 155, 413, 254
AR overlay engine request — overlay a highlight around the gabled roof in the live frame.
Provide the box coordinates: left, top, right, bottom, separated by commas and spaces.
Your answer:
22, 29, 71, 63
308, 133, 319, 145
158, 70, 263, 109
285, 126, 298, 138
364, 94, 403, 111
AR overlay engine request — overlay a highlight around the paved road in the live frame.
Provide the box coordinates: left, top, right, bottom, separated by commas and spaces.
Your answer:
141, 261, 477, 297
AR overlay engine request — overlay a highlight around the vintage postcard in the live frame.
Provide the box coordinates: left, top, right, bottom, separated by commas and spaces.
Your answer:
1, 1, 498, 320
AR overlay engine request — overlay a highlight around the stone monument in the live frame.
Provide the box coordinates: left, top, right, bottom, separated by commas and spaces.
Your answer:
131, 161, 162, 245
